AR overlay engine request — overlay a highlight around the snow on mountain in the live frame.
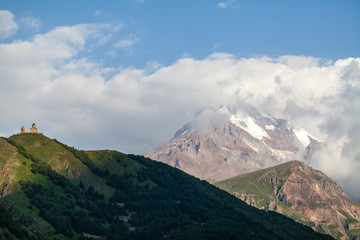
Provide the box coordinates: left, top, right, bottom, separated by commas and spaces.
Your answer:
146, 105, 320, 182
229, 114, 270, 140
293, 128, 311, 147
265, 125, 275, 131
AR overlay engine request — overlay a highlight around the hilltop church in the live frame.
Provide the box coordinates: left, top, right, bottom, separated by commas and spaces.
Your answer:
19, 123, 42, 135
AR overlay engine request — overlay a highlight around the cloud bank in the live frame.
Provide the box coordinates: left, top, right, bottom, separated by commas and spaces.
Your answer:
1, 15, 360, 201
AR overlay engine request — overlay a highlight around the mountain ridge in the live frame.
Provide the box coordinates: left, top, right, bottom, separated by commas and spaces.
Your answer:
0, 134, 334, 239
214, 160, 360, 240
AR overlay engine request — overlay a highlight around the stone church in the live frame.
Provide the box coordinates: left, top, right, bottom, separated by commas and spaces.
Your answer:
19, 123, 41, 134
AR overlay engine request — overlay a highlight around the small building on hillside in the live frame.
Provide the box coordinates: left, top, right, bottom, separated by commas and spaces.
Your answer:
29, 123, 38, 133
18, 123, 42, 135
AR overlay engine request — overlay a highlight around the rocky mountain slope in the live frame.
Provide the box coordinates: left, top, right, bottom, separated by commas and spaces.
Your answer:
214, 160, 360, 240
0, 134, 334, 239
147, 106, 320, 182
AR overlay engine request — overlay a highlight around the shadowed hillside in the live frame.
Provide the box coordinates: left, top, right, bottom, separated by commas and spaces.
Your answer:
0, 134, 334, 240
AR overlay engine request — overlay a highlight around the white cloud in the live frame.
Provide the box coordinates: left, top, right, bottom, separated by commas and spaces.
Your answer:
19, 16, 42, 30
0, 24, 103, 69
113, 38, 137, 48
1, 22, 360, 201
217, 0, 239, 9
0, 10, 18, 39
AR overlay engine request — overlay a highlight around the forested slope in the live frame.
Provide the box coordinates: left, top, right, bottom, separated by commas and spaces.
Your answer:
0, 134, 334, 240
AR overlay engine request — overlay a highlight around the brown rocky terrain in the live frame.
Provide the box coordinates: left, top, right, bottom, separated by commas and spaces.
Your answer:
147, 106, 320, 182
215, 160, 360, 240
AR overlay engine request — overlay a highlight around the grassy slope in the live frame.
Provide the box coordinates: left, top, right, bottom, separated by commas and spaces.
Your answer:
86, 150, 156, 188
9, 134, 114, 198
0, 137, 65, 239
86, 150, 141, 175
0, 138, 40, 192
214, 160, 359, 239
0, 135, 334, 240
214, 161, 293, 207
215, 161, 310, 225
0, 137, 53, 215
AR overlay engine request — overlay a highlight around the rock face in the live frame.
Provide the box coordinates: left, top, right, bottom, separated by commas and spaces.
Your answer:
147, 106, 320, 183
215, 161, 360, 240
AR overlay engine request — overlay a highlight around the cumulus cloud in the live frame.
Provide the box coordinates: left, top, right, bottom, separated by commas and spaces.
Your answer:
0, 10, 18, 39
1, 22, 360, 201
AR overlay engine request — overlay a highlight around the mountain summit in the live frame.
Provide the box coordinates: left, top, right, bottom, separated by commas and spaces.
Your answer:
147, 106, 320, 182
215, 160, 360, 240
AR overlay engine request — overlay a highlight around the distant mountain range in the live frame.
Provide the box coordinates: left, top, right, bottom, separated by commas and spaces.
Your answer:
0, 134, 333, 240
147, 105, 320, 182
146, 105, 360, 239
214, 161, 360, 240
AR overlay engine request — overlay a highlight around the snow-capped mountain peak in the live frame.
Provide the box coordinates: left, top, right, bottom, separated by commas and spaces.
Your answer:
147, 105, 320, 183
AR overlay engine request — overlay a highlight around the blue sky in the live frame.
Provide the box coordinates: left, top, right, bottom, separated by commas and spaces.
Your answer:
2, 0, 360, 69
1, 1, 360, 200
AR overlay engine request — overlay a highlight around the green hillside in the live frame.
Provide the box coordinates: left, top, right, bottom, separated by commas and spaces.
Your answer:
214, 161, 293, 207
214, 160, 360, 240
0, 134, 334, 240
